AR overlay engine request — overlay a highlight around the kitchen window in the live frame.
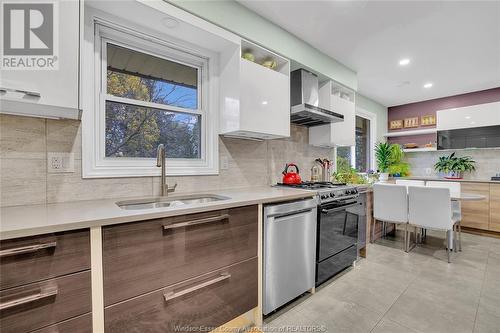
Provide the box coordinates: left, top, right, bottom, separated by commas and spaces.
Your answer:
336, 111, 376, 172
82, 21, 218, 177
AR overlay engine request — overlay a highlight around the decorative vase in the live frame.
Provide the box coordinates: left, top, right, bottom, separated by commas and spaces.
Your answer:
379, 172, 390, 182
444, 171, 463, 179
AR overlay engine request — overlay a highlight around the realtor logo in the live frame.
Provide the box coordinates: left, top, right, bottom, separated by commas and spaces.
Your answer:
1, 1, 59, 70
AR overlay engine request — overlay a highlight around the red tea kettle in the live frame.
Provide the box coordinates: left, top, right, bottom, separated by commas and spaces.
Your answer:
282, 163, 302, 184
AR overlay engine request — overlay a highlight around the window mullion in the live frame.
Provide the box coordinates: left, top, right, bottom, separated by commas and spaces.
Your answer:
104, 94, 203, 116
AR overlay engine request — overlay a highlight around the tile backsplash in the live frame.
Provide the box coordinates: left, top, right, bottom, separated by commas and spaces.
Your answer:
0, 115, 333, 207
406, 149, 500, 179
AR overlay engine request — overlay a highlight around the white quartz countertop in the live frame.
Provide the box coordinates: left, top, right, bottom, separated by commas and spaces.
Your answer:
404, 176, 500, 184
0, 187, 315, 240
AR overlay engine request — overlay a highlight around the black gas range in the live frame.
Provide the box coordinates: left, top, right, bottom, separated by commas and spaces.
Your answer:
277, 182, 362, 286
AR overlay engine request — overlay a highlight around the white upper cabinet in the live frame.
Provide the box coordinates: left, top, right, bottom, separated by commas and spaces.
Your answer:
309, 81, 355, 147
220, 40, 290, 140
437, 101, 500, 130
0, 0, 80, 119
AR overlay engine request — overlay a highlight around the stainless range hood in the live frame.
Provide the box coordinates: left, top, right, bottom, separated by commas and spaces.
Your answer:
290, 69, 344, 127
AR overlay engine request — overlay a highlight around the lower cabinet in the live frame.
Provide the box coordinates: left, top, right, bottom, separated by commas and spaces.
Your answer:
490, 184, 500, 232
105, 257, 258, 332
31, 313, 92, 333
0, 271, 91, 333
461, 183, 490, 230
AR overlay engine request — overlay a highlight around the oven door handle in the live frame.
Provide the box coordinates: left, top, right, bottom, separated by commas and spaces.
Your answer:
321, 202, 360, 214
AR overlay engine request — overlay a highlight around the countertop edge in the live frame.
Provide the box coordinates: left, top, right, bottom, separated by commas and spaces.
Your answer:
0, 189, 315, 240
403, 177, 500, 184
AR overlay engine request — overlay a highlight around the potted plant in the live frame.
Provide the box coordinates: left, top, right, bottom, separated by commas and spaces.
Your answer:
434, 152, 476, 179
388, 144, 411, 177
375, 142, 391, 181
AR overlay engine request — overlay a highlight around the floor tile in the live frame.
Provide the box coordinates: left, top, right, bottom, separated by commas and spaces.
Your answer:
371, 318, 418, 333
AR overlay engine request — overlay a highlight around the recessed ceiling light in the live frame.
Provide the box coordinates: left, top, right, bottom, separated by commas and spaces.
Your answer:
399, 58, 410, 66
465, 116, 471, 119
262, 101, 268, 105
423, 82, 433, 89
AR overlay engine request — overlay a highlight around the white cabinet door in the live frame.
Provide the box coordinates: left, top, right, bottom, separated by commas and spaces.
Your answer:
0, 0, 79, 118
239, 59, 290, 138
310, 83, 355, 147
437, 101, 500, 130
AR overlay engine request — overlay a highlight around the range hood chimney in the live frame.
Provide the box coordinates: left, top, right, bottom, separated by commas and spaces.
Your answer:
290, 69, 344, 127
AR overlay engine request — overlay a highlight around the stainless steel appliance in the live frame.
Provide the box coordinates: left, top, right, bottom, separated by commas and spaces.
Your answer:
277, 181, 362, 286
263, 198, 317, 315
290, 69, 344, 126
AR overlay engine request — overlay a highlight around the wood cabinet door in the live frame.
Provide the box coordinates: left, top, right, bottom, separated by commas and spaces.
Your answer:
489, 184, 500, 232
103, 205, 258, 306
461, 183, 490, 230
0, 271, 91, 333
105, 257, 258, 333
0, 230, 90, 290
31, 313, 92, 333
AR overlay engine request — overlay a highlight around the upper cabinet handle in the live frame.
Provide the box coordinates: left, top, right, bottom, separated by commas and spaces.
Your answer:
0, 241, 57, 258
0, 285, 58, 311
0, 87, 41, 97
163, 273, 230, 302
163, 214, 230, 230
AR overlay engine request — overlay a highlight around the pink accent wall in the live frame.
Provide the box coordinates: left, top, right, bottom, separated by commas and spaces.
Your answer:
387, 87, 500, 147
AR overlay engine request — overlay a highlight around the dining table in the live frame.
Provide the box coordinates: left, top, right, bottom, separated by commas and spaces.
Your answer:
446, 192, 487, 249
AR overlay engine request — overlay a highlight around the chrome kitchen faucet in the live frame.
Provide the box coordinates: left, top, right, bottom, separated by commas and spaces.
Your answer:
156, 144, 177, 196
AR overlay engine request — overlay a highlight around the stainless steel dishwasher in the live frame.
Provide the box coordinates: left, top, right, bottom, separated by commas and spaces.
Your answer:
263, 198, 317, 315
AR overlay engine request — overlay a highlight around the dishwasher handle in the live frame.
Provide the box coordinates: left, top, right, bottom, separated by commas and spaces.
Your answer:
268, 207, 314, 220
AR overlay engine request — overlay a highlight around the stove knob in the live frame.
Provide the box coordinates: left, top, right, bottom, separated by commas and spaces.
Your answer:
330, 193, 335, 197
321, 195, 328, 200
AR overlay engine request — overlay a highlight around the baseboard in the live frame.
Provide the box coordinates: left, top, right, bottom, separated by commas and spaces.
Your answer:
461, 226, 500, 239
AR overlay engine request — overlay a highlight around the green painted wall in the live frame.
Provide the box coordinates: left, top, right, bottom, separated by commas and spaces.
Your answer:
169, 0, 357, 90
356, 94, 388, 143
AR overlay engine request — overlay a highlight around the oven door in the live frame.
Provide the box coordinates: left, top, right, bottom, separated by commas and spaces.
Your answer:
317, 199, 361, 262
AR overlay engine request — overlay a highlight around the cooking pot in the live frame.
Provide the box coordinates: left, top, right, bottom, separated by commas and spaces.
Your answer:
282, 163, 302, 184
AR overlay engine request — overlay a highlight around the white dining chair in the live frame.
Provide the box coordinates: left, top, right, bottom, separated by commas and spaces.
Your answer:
373, 184, 409, 251
426, 181, 462, 251
408, 186, 459, 263
395, 179, 426, 188
395, 179, 426, 242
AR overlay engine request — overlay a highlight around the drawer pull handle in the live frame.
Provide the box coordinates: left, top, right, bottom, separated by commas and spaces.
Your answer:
163, 273, 231, 302
0, 87, 41, 97
163, 214, 230, 230
0, 286, 58, 311
0, 241, 57, 258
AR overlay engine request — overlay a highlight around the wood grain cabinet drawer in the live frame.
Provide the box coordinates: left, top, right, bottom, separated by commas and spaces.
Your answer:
0, 230, 90, 290
461, 183, 490, 230
490, 184, 500, 232
31, 313, 92, 333
105, 257, 258, 333
103, 205, 258, 306
0, 271, 91, 333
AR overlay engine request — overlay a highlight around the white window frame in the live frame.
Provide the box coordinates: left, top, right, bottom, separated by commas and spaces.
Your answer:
334, 107, 377, 172
82, 18, 219, 178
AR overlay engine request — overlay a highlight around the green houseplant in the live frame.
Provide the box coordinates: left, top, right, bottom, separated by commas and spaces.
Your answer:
388, 144, 411, 177
375, 142, 392, 181
434, 152, 476, 179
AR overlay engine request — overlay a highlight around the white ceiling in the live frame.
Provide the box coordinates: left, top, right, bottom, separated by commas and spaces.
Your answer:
238, 0, 500, 107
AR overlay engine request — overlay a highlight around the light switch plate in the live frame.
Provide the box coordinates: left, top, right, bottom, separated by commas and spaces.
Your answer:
48, 152, 75, 173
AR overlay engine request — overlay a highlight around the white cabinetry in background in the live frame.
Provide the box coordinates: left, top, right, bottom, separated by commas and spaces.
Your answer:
437, 101, 500, 130
0, 0, 80, 119
220, 40, 290, 140
309, 80, 355, 147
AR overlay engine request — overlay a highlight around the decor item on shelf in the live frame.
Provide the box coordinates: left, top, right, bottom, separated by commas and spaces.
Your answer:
424, 142, 435, 148
242, 50, 255, 62
389, 119, 403, 130
434, 152, 476, 179
403, 143, 419, 149
388, 144, 411, 177
421, 114, 436, 126
404, 117, 419, 128
261, 58, 278, 70
375, 142, 391, 182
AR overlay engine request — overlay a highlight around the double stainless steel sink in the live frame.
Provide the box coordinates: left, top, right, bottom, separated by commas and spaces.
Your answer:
116, 194, 230, 210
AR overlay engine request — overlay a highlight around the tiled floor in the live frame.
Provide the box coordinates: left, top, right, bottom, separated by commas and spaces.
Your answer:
264, 230, 500, 333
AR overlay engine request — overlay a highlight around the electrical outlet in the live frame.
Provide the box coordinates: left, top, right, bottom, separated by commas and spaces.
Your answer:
48, 152, 75, 173
220, 156, 229, 170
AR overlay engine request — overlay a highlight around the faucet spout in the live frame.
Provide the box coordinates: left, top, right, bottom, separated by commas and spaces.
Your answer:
156, 144, 176, 197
